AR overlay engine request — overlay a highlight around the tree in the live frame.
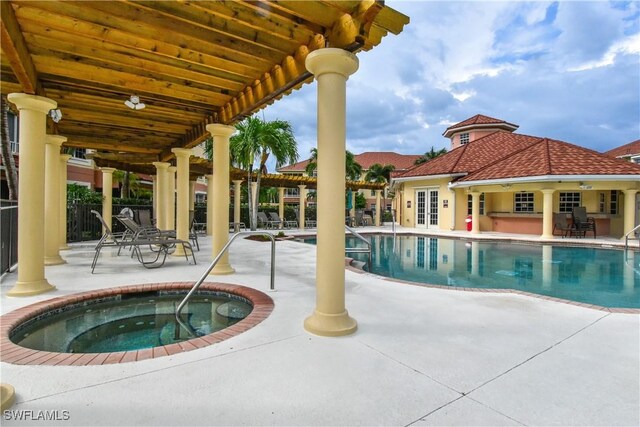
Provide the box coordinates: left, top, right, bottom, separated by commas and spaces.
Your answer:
1, 96, 18, 200
113, 170, 139, 199
230, 116, 298, 230
364, 163, 395, 212
305, 148, 363, 181
415, 146, 448, 165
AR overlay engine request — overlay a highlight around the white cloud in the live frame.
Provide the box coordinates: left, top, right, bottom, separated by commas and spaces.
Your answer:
568, 33, 640, 72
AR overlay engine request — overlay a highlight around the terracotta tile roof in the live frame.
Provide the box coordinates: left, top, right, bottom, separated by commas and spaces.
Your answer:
354, 152, 421, 170
460, 138, 640, 182
395, 131, 541, 178
394, 131, 640, 182
603, 140, 640, 159
443, 114, 518, 137
277, 151, 420, 173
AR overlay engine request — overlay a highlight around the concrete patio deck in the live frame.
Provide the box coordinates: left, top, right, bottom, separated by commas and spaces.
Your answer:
1, 228, 638, 426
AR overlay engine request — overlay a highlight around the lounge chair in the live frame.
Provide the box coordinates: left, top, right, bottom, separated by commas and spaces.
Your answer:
269, 212, 297, 229
188, 210, 200, 251
257, 212, 279, 229
572, 207, 596, 238
552, 213, 575, 237
93, 211, 195, 272
295, 210, 316, 228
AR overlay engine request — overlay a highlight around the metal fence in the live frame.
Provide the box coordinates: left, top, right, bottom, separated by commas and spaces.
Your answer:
1, 200, 18, 275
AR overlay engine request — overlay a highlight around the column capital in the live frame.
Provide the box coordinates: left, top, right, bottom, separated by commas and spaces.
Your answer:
298, 184, 307, 190
171, 147, 193, 158
306, 48, 359, 78
233, 179, 243, 185
206, 123, 235, 138
168, 166, 177, 173
99, 167, 116, 174
623, 189, 638, 195
375, 189, 382, 195
45, 135, 67, 147
540, 188, 556, 195
60, 153, 72, 162
152, 161, 170, 170
7, 93, 56, 114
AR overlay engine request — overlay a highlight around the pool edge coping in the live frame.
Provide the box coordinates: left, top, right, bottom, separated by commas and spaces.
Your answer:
0, 282, 274, 366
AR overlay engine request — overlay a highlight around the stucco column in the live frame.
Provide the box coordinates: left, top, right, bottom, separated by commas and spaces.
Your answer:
375, 189, 382, 226
167, 166, 177, 230
298, 185, 306, 230
622, 189, 638, 239
206, 123, 235, 274
541, 189, 555, 239
233, 179, 243, 231
152, 162, 169, 230
189, 181, 196, 211
44, 135, 66, 265
100, 167, 116, 235
206, 174, 215, 236
7, 93, 57, 296
59, 153, 72, 250
471, 191, 481, 234
350, 190, 356, 225
172, 148, 192, 256
278, 187, 285, 229
152, 175, 157, 221
304, 48, 358, 336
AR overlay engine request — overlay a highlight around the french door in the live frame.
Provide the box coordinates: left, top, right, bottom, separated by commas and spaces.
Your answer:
416, 189, 438, 229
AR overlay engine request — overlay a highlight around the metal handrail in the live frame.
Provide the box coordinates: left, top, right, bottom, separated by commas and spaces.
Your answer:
175, 231, 276, 327
345, 225, 372, 270
624, 223, 640, 250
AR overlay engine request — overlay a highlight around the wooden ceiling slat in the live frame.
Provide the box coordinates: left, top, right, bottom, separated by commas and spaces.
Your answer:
63, 140, 161, 155
13, 3, 261, 80
61, 109, 189, 134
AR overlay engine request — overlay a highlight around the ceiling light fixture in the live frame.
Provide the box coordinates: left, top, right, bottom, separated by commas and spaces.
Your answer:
124, 95, 145, 110
49, 108, 62, 123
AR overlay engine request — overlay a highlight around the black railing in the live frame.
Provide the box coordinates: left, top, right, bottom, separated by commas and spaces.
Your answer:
1, 200, 18, 275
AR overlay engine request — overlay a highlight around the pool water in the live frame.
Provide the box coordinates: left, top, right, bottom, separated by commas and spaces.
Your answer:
303, 235, 640, 308
12, 292, 253, 353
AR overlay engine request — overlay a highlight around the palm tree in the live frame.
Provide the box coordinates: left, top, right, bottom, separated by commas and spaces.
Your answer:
230, 116, 298, 230
364, 163, 395, 212
305, 148, 362, 181
415, 146, 448, 165
1, 96, 18, 200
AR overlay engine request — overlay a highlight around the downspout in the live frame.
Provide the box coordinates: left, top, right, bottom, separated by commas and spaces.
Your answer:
448, 182, 456, 230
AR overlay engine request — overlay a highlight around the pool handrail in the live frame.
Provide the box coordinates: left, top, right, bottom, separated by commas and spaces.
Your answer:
624, 224, 640, 250
175, 231, 276, 329
345, 225, 372, 270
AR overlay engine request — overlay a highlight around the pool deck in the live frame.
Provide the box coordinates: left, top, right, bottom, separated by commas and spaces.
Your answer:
1, 227, 638, 426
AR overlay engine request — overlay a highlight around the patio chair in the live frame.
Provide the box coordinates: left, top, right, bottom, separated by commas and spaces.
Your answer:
188, 210, 200, 251
295, 210, 316, 228
97, 211, 195, 272
135, 209, 156, 228
552, 213, 575, 237
257, 211, 279, 229
572, 207, 596, 238
269, 212, 297, 229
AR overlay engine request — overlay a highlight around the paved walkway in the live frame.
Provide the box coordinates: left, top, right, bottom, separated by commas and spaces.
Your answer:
1, 229, 638, 426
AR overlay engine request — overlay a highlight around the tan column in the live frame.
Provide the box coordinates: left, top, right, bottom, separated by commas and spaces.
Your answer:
100, 167, 116, 235
189, 181, 196, 211
375, 189, 382, 226
622, 189, 638, 239
172, 148, 192, 256
541, 189, 555, 239
278, 187, 285, 229
304, 48, 358, 336
44, 135, 66, 265
471, 191, 480, 234
233, 179, 243, 231
152, 162, 169, 230
152, 175, 157, 221
167, 166, 177, 230
59, 153, 72, 250
298, 185, 306, 230
206, 123, 235, 274
206, 174, 214, 236
350, 190, 356, 225
7, 93, 57, 296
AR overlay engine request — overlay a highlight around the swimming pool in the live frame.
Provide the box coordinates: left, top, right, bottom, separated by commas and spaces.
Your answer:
303, 235, 639, 308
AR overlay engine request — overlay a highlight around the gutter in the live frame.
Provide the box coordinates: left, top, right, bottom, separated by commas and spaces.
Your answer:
449, 174, 640, 188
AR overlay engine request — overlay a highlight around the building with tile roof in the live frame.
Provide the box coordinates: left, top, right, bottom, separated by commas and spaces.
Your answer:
391, 115, 640, 239
604, 140, 640, 164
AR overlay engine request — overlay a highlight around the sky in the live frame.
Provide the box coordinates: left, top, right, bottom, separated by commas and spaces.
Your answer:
259, 1, 639, 171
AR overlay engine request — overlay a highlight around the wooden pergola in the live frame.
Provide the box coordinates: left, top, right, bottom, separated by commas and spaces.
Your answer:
1, 1, 408, 168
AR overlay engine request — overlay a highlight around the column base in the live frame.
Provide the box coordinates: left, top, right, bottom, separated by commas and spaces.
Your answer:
7, 279, 56, 297
304, 309, 357, 337
540, 234, 555, 240
1, 384, 16, 411
172, 247, 187, 257
60, 244, 71, 251
44, 256, 66, 266
208, 264, 235, 275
